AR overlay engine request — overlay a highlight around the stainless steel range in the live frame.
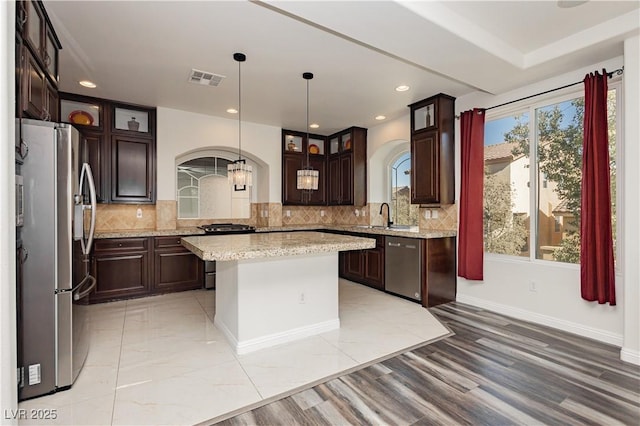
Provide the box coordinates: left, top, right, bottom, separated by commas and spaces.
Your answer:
198, 223, 256, 235
198, 223, 255, 289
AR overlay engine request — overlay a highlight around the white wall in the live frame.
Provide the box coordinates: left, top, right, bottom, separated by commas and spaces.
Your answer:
156, 107, 282, 203
1, 1, 18, 422
367, 113, 410, 202
455, 55, 634, 351
622, 35, 640, 364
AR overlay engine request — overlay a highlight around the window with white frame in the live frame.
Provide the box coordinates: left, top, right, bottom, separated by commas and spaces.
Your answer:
483, 85, 619, 264
176, 156, 251, 219
389, 152, 418, 226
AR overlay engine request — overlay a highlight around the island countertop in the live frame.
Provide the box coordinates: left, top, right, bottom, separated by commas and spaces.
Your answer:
181, 231, 376, 261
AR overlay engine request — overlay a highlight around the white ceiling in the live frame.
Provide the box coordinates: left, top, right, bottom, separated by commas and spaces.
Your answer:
45, 0, 639, 135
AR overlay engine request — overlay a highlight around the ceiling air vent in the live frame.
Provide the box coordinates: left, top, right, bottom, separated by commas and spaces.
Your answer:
188, 69, 225, 87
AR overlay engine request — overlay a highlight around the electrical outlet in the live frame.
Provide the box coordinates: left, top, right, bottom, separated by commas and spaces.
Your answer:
529, 281, 537, 292
285, 210, 291, 217
424, 210, 431, 219
354, 209, 360, 217
320, 210, 325, 217
361, 208, 366, 217
432, 209, 439, 219
136, 208, 142, 218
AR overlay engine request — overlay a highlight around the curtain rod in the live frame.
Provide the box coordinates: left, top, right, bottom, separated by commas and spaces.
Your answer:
457, 67, 624, 117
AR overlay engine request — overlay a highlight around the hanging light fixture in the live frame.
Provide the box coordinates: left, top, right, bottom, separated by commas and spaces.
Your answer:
228, 52, 253, 190
296, 72, 319, 191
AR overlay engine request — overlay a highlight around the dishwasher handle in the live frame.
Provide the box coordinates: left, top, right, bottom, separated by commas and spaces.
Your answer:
387, 242, 402, 247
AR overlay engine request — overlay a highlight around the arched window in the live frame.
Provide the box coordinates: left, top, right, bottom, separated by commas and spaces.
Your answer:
176, 155, 251, 219
389, 151, 418, 226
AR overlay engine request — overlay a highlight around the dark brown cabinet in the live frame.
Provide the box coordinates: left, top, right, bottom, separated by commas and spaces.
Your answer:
339, 233, 384, 291
153, 237, 204, 293
91, 238, 151, 303
90, 236, 203, 303
20, 46, 46, 120
81, 131, 106, 203
411, 130, 439, 204
409, 94, 455, 205
111, 135, 154, 203
60, 93, 156, 204
16, 0, 61, 122
282, 129, 327, 205
327, 127, 367, 206
422, 237, 457, 307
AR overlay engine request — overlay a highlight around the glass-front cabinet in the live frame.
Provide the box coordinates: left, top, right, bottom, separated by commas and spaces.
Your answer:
61, 97, 103, 128
113, 106, 151, 134
281, 129, 327, 205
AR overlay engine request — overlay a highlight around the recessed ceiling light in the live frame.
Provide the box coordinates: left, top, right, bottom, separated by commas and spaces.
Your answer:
309, 123, 319, 129
395, 85, 410, 92
226, 108, 238, 114
79, 80, 96, 88
557, 0, 588, 8
375, 115, 386, 121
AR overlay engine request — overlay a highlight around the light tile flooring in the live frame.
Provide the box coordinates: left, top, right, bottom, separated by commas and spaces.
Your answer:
18, 280, 450, 425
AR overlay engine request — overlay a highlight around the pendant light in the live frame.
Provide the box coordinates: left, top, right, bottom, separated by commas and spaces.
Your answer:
228, 52, 253, 190
296, 72, 319, 191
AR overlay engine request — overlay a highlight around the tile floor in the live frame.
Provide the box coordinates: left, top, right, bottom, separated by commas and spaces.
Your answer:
18, 280, 450, 425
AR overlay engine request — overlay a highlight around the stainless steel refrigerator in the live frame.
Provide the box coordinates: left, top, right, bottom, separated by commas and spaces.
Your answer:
19, 119, 97, 400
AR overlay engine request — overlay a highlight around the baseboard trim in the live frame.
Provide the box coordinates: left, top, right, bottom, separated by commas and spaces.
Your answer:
620, 347, 640, 365
215, 316, 340, 355
456, 295, 623, 347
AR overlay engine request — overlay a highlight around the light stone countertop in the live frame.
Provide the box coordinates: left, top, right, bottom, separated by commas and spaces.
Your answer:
181, 231, 376, 261
94, 228, 205, 239
95, 224, 457, 240
257, 224, 457, 239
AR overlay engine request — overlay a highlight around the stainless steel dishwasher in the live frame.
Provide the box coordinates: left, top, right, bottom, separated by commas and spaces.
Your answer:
385, 236, 422, 301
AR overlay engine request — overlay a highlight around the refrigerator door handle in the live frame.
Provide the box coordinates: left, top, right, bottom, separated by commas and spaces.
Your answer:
73, 275, 96, 301
77, 163, 97, 256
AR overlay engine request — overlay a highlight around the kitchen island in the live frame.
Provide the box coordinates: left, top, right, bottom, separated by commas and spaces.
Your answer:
181, 231, 375, 354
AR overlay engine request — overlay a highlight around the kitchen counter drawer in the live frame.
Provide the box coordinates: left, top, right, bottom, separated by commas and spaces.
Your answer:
94, 237, 148, 252
154, 236, 185, 249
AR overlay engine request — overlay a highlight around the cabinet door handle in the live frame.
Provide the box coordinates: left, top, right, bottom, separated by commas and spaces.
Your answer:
43, 52, 51, 67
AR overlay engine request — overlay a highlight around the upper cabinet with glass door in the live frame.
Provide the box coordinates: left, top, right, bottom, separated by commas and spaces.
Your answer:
328, 127, 361, 156
19, 0, 61, 84
282, 129, 326, 157
112, 104, 155, 136
60, 93, 104, 129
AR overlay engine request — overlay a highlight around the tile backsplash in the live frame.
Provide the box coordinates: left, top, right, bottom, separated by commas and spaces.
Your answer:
95, 201, 458, 231
95, 204, 156, 231
419, 204, 457, 230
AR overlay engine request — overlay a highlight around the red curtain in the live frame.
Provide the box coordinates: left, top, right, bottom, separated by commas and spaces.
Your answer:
581, 70, 615, 305
458, 109, 485, 280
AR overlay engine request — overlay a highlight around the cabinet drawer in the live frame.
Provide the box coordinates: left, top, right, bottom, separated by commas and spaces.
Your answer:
94, 237, 148, 252
154, 236, 186, 249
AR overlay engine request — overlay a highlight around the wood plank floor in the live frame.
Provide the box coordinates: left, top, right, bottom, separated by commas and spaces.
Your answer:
212, 302, 640, 425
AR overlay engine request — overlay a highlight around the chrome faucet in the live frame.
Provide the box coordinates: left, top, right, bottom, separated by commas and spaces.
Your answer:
379, 203, 393, 228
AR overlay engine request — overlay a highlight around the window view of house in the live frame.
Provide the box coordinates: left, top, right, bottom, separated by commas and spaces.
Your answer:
484, 89, 617, 264
390, 152, 418, 226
